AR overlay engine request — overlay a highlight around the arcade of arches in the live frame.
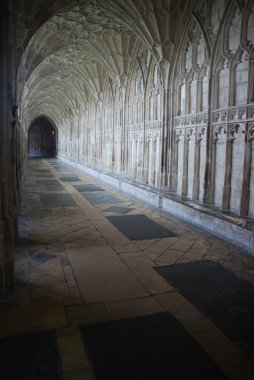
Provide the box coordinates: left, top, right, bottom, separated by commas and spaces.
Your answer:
1, 0, 254, 299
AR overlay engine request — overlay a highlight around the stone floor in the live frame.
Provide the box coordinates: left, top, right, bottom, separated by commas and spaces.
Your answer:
1, 158, 254, 379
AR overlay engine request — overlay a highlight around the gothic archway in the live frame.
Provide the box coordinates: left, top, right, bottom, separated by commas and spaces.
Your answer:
28, 117, 57, 158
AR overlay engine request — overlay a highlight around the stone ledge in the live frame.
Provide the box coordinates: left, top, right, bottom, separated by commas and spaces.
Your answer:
59, 157, 254, 255
162, 198, 253, 254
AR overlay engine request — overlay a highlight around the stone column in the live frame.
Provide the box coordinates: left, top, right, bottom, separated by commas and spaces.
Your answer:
0, 0, 15, 299
192, 127, 203, 199
222, 124, 239, 210
170, 120, 182, 192
173, 130, 181, 192
153, 133, 159, 186
240, 123, 254, 215
206, 126, 221, 205
146, 133, 152, 183
181, 129, 189, 197
160, 88, 170, 188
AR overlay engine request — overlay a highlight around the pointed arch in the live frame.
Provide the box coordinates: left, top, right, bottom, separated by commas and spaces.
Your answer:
28, 116, 57, 158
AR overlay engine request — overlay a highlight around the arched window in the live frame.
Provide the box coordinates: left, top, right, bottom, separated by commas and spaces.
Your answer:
235, 54, 248, 105
218, 61, 229, 108
185, 42, 192, 71
228, 10, 241, 54
247, 5, 254, 42
190, 80, 197, 114
202, 74, 209, 111
180, 83, 186, 115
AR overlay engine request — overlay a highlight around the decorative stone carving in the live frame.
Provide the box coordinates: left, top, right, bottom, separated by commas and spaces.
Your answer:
247, 123, 254, 141
229, 123, 240, 141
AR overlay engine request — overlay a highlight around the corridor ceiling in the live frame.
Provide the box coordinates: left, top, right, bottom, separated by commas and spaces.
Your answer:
16, 0, 181, 129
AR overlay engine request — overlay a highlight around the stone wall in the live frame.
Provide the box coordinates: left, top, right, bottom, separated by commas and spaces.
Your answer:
56, 1, 254, 219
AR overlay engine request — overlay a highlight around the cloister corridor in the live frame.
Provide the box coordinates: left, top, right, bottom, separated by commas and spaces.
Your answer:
1, 0, 254, 379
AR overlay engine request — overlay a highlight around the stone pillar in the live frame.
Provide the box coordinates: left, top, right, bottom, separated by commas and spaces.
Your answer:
160, 89, 170, 188
0, 0, 15, 299
207, 126, 220, 205
222, 124, 239, 210
192, 127, 203, 199
121, 104, 126, 174
153, 133, 159, 186
240, 123, 254, 215
181, 130, 189, 197
145, 133, 152, 183
172, 130, 181, 192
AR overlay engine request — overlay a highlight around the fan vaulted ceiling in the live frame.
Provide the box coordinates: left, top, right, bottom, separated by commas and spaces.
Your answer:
17, 0, 177, 129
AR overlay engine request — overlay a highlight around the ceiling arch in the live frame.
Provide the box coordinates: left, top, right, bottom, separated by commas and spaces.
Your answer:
17, 0, 183, 131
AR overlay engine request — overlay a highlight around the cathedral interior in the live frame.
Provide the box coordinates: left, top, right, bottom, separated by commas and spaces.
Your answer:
1, 0, 254, 378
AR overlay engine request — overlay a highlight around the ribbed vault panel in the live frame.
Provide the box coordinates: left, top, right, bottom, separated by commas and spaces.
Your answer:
18, 2, 144, 129
18, 0, 177, 130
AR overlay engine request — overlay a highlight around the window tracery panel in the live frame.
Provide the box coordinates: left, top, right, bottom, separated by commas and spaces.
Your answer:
180, 83, 186, 115
202, 74, 209, 112
247, 5, 254, 43
218, 61, 229, 109
228, 9, 241, 54
197, 38, 205, 67
235, 53, 249, 105
190, 79, 197, 114
185, 41, 192, 72
210, 0, 226, 36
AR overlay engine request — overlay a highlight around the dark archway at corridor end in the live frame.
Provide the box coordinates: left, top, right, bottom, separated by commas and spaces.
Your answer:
28, 117, 57, 158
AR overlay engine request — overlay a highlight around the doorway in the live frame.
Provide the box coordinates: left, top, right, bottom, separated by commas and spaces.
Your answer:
28, 117, 57, 158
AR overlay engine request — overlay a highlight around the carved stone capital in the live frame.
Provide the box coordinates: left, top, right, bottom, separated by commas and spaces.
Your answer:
247, 124, 254, 141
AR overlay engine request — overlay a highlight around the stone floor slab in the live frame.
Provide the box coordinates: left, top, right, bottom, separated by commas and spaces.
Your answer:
105, 296, 164, 320
63, 369, 94, 380
36, 173, 55, 178
74, 184, 105, 192
81, 192, 121, 205
80, 312, 228, 380
60, 177, 81, 182
67, 246, 148, 302
103, 206, 134, 214
29, 301, 68, 332
155, 260, 254, 354
107, 214, 177, 240
40, 193, 77, 208
133, 267, 174, 294
58, 332, 89, 372
66, 304, 111, 327
29, 252, 56, 263
0, 330, 62, 379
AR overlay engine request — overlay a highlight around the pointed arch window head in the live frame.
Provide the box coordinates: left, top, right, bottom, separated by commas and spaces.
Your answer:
202, 74, 209, 112
235, 52, 249, 105
211, 0, 226, 35
135, 74, 143, 95
218, 60, 230, 108
179, 83, 186, 115
153, 65, 158, 87
185, 41, 192, 71
197, 38, 205, 67
228, 9, 241, 54
190, 80, 197, 114
247, 5, 254, 44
